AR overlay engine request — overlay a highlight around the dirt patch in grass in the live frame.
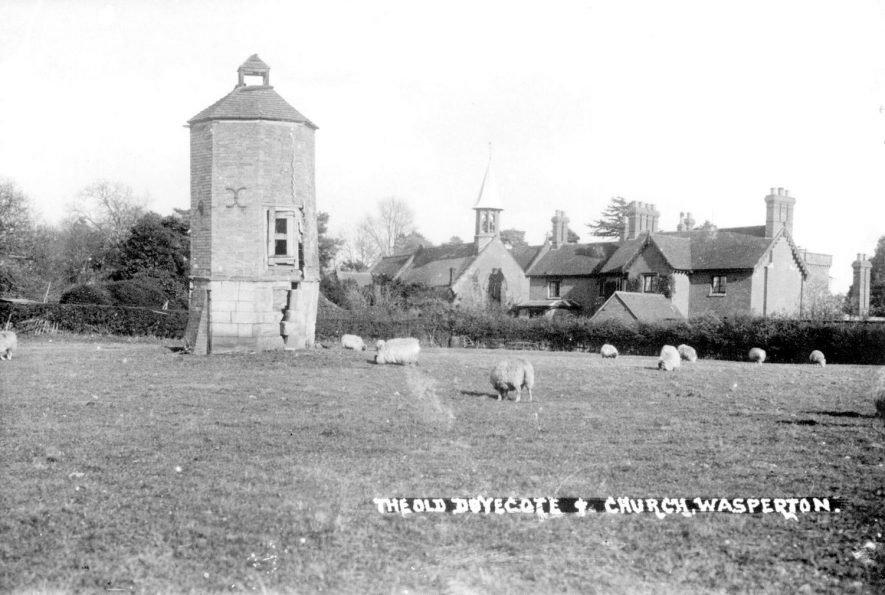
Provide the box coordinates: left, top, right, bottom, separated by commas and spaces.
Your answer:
2, 337, 884, 593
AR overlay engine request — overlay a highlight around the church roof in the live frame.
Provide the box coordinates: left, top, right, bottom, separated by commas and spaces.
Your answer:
401, 244, 477, 286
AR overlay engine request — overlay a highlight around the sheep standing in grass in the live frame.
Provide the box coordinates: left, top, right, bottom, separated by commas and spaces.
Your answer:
600, 344, 618, 359
748, 348, 766, 364
808, 350, 826, 367
677, 344, 697, 362
658, 345, 681, 371
0, 330, 17, 360
490, 358, 535, 402
374, 338, 420, 365
341, 334, 367, 351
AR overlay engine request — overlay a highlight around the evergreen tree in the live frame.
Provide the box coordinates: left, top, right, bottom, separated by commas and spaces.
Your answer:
587, 196, 629, 238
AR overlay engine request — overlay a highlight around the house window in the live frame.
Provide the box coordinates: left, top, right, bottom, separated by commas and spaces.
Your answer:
268, 208, 300, 266
711, 275, 727, 295
547, 279, 562, 299
642, 274, 657, 293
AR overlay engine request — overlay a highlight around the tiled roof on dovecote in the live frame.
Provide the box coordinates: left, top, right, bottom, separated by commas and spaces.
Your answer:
527, 242, 620, 276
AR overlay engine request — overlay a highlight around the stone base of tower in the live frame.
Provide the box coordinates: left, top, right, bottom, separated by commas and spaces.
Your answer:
184, 278, 317, 354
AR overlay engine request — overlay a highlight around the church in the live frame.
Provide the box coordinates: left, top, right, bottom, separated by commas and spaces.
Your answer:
372, 157, 846, 321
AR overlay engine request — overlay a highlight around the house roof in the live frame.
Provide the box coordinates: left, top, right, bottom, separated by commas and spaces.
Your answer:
337, 271, 373, 287
659, 228, 794, 271
526, 242, 620, 276
371, 253, 413, 278
515, 298, 581, 310
509, 245, 545, 271
590, 291, 685, 322
598, 236, 648, 274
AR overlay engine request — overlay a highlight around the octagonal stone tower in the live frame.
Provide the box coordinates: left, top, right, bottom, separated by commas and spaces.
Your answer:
184, 55, 319, 353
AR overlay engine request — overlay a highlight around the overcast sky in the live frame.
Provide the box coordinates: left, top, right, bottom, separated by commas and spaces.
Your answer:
2, 0, 884, 291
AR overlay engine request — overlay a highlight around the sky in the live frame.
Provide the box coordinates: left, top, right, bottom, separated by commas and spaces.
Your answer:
2, 0, 884, 292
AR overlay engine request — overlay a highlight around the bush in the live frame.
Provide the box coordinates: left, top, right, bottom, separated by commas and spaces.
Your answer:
59, 284, 114, 306
0, 302, 187, 338
104, 280, 169, 308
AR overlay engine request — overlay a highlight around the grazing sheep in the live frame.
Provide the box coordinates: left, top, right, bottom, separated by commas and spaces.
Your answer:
658, 345, 681, 371
748, 347, 766, 364
677, 344, 697, 362
374, 338, 420, 365
340, 334, 367, 351
0, 330, 17, 360
808, 350, 826, 367
490, 358, 535, 402
600, 344, 619, 359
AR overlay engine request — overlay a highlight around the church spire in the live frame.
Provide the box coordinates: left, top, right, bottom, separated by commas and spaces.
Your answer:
473, 144, 503, 251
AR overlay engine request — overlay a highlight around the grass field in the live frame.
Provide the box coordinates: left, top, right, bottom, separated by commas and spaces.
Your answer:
1, 334, 884, 594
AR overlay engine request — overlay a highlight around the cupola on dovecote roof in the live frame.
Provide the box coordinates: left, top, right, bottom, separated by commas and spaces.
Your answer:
188, 54, 317, 128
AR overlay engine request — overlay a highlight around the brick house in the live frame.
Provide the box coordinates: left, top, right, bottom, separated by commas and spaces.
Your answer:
184, 55, 320, 353
370, 156, 529, 308
521, 188, 833, 319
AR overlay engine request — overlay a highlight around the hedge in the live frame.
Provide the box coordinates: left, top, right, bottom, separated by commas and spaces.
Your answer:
0, 302, 187, 339
316, 310, 885, 365
3, 299, 884, 364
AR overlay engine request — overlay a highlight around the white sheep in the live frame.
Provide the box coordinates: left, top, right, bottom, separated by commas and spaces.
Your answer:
600, 344, 618, 359
677, 344, 697, 362
340, 334, 367, 351
374, 338, 420, 365
748, 347, 766, 364
490, 358, 535, 402
0, 330, 17, 360
658, 345, 681, 371
808, 350, 826, 367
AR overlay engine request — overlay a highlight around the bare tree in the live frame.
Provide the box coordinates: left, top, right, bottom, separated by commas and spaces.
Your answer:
68, 180, 149, 248
358, 197, 415, 257
341, 229, 381, 270
0, 179, 35, 256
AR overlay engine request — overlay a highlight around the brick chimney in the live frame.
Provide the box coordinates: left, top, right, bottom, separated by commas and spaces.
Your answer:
551, 210, 570, 248
623, 201, 660, 240
765, 187, 795, 238
851, 253, 872, 318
